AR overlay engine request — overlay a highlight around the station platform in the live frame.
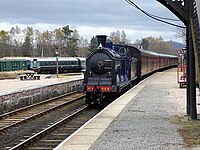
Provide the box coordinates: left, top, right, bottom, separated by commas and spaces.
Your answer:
0, 74, 83, 96
0, 73, 84, 114
55, 68, 200, 150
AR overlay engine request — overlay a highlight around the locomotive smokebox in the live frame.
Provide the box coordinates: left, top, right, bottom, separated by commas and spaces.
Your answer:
96, 35, 107, 48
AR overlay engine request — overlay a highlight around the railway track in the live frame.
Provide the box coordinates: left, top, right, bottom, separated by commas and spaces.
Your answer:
0, 92, 95, 149
10, 106, 100, 150
0, 91, 84, 133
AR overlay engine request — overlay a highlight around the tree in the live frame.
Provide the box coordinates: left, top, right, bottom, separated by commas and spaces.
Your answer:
22, 27, 34, 56
61, 25, 75, 56
9, 25, 22, 56
121, 30, 127, 45
77, 37, 89, 57
141, 38, 149, 49
9, 26, 21, 46
109, 30, 130, 45
134, 39, 141, 49
42, 30, 54, 57
145, 36, 174, 54
22, 36, 31, 56
0, 25, 95, 57
62, 25, 73, 39
89, 36, 98, 52
54, 28, 65, 56
134, 36, 175, 55
0, 30, 9, 57
69, 29, 79, 57
35, 29, 43, 57
110, 31, 120, 44
176, 25, 186, 43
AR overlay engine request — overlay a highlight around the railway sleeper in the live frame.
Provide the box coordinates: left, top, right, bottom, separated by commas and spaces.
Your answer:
28, 146, 53, 150
40, 139, 63, 142
45, 134, 71, 139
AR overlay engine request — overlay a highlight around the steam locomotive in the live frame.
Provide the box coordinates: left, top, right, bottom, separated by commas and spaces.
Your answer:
79, 35, 178, 106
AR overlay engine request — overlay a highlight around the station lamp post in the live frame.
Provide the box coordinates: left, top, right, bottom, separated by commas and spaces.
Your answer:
55, 47, 59, 78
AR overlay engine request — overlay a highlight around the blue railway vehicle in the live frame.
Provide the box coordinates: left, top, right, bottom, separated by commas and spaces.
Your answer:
79, 35, 178, 106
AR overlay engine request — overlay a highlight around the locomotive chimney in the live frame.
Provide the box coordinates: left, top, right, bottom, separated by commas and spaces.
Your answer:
96, 35, 107, 48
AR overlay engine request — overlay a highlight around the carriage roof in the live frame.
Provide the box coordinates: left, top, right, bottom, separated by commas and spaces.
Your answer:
32, 57, 80, 62
127, 45, 177, 58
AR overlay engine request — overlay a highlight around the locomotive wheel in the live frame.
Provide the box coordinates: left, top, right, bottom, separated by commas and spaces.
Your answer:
179, 83, 182, 88
179, 83, 183, 88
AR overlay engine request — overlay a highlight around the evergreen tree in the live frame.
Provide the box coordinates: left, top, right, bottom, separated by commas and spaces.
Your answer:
141, 38, 149, 49
89, 36, 98, 52
22, 36, 31, 56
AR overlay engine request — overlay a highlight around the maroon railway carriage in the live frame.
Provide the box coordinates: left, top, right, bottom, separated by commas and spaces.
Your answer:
126, 45, 178, 79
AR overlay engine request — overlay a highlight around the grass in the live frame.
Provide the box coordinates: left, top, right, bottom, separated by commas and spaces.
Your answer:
171, 115, 200, 148
0, 71, 26, 80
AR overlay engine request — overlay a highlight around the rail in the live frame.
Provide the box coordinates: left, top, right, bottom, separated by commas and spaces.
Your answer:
9, 106, 89, 150
0, 92, 84, 132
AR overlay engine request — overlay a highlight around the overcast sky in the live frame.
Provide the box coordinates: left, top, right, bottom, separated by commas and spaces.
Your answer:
0, 0, 185, 43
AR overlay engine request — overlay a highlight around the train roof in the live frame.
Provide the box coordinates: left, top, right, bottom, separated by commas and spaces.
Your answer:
0, 57, 32, 61
0, 57, 86, 62
32, 57, 82, 61
140, 49, 177, 58
127, 44, 178, 58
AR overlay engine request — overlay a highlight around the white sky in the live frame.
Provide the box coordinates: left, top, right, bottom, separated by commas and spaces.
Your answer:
0, 0, 185, 43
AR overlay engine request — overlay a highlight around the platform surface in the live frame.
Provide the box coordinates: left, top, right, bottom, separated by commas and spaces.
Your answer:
0, 74, 83, 96
55, 68, 200, 150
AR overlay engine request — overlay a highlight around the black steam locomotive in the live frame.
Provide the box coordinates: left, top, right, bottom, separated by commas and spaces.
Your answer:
79, 35, 177, 106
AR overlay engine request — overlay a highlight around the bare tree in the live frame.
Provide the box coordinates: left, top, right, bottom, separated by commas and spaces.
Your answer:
110, 30, 130, 45
54, 28, 65, 56
77, 36, 89, 57
146, 36, 174, 54
41, 31, 54, 57
9, 25, 22, 56
176, 25, 186, 43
